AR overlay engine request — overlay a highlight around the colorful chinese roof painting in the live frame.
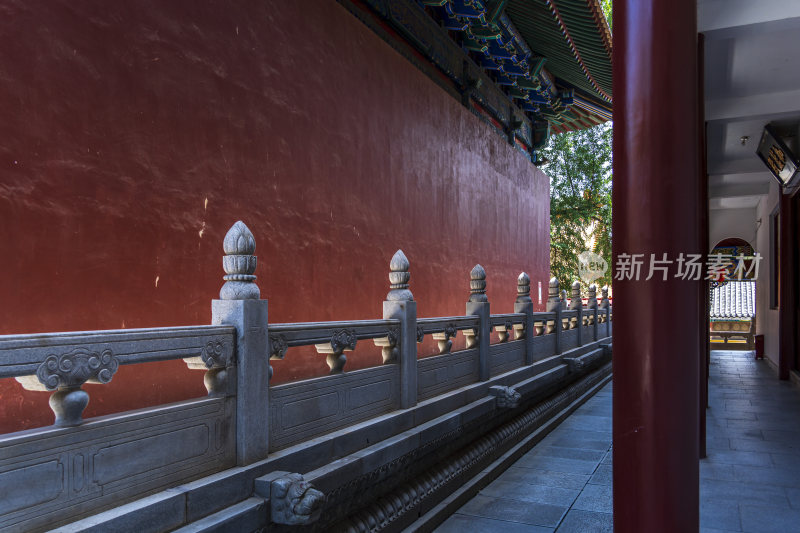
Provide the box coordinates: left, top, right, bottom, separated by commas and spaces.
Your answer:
712, 244, 754, 258
505, 0, 612, 132
339, 0, 613, 155
710, 281, 756, 319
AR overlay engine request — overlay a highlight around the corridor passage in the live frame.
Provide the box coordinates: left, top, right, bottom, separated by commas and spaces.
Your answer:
701, 351, 800, 532
436, 382, 614, 532
435, 350, 800, 532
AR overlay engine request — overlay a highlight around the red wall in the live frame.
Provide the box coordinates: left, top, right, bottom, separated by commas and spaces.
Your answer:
0, 0, 550, 433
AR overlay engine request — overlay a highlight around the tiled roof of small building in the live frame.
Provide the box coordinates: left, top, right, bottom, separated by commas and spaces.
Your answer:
710, 281, 755, 319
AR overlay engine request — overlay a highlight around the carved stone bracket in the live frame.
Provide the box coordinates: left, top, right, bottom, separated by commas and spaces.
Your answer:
15, 347, 120, 427
270, 334, 288, 360
464, 327, 479, 349
270, 473, 326, 526
489, 385, 522, 409
183, 338, 232, 396
315, 329, 357, 374
199, 340, 228, 368
513, 321, 526, 340
34, 347, 119, 390
374, 327, 400, 364
330, 329, 357, 353
495, 320, 513, 342
432, 324, 457, 354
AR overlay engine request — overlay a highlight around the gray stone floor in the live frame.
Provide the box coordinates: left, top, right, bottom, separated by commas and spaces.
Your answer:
702, 350, 800, 533
434, 350, 800, 532
435, 382, 614, 532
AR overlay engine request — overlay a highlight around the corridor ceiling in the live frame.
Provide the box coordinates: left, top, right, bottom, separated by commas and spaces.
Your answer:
702, 0, 800, 211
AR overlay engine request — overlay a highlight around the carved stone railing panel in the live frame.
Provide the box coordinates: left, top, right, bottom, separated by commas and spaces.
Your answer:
269, 365, 400, 450
561, 328, 579, 352
488, 340, 526, 377
0, 396, 235, 533
532, 331, 557, 359
417, 348, 480, 401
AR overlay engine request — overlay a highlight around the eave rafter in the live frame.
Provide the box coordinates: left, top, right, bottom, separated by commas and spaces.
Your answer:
543, 0, 612, 102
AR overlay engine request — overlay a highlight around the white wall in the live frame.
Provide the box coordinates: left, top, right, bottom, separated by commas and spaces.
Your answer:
755, 182, 781, 367
709, 207, 758, 249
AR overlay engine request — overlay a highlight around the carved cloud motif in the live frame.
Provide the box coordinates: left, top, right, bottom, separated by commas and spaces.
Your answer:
330, 329, 357, 354
36, 347, 119, 390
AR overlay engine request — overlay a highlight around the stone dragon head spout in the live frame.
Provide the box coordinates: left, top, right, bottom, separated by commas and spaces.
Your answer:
271, 473, 326, 525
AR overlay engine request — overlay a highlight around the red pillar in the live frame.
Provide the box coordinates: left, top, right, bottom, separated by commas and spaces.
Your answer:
698, 33, 709, 460
778, 194, 796, 380
612, 0, 700, 531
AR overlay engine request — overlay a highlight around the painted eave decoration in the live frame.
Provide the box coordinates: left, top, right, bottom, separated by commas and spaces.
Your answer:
339, 0, 612, 160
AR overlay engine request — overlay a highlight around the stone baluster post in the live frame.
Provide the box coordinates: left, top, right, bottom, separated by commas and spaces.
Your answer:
212, 221, 270, 465
587, 284, 599, 341
466, 265, 490, 381
569, 281, 583, 346
599, 285, 610, 309
599, 285, 611, 337
514, 272, 535, 364
383, 250, 418, 409
546, 277, 562, 354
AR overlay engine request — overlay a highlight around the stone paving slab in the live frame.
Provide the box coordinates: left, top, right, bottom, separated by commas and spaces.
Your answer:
434, 382, 614, 532
435, 350, 800, 533
701, 350, 800, 532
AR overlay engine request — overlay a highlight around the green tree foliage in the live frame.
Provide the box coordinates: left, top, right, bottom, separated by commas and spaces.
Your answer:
543, 122, 612, 290
601, 0, 612, 30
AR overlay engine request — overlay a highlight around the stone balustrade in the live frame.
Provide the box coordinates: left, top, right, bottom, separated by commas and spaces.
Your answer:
0, 221, 612, 533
